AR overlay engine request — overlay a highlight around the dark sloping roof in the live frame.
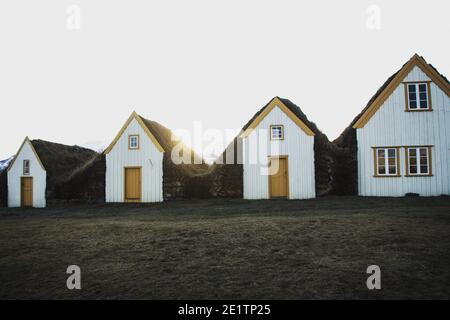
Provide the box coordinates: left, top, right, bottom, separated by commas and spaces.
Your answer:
139, 116, 208, 176
30, 139, 98, 192
139, 117, 186, 153
278, 97, 323, 136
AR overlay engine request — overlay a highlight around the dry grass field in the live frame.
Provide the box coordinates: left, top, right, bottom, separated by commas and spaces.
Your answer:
0, 196, 449, 299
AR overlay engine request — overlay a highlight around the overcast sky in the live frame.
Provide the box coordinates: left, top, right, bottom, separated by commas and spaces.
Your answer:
0, 0, 449, 160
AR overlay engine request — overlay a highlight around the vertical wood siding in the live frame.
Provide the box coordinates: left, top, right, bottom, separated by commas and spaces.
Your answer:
243, 106, 316, 199
357, 66, 450, 196
106, 118, 164, 202
7, 141, 46, 207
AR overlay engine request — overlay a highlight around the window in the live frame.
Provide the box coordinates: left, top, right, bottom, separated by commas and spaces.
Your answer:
405, 82, 431, 111
270, 125, 284, 140
23, 160, 30, 175
128, 135, 140, 150
374, 147, 399, 177
406, 147, 432, 176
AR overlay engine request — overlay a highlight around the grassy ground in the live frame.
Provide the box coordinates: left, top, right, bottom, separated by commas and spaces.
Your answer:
0, 196, 449, 300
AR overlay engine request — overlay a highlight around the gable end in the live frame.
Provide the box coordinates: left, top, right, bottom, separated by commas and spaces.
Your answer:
240, 97, 315, 138
7, 137, 45, 172
353, 54, 450, 129
104, 112, 165, 154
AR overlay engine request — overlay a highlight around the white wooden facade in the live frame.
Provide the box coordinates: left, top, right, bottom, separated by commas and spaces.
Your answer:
7, 138, 47, 208
242, 98, 316, 199
355, 56, 450, 196
105, 112, 164, 203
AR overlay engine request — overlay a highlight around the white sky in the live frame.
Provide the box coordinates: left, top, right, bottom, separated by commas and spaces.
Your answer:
0, 0, 449, 160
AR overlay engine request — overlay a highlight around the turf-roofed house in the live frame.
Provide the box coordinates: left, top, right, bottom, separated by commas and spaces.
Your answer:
104, 112, 208, 203
340, 54, 450, 196
225, 96, 334, 200
5, 137, 97, 207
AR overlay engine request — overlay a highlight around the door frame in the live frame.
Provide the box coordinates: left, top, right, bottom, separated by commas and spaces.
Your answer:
21, 176, 33, 207
123, 166, 142, 203
268, 155, 289, 199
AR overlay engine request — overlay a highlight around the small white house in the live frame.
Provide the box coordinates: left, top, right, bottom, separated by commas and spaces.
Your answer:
6, 138, 98, 208
104, 112, 165, 203
7, 137, 47, 208
240, 97, 316, 199
352, 54, 450, 196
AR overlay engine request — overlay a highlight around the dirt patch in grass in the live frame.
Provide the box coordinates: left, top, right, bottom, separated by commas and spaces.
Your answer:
0, 196, 449, 299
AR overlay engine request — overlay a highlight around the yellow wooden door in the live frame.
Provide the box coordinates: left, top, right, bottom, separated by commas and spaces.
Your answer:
269, 158, 288, 198
125, 168, 141, 202
21, 177, 33, 207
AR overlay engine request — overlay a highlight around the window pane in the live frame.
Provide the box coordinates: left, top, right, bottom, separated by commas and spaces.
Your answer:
408, 84, 416, 93
420, 156, 428, 165
409, 149, 416, 157
271, 126, 283, 139
409, 92, 417, 101
388, 149, 396, 158
419, 149, 428, 174
419, 148, 427, 157
388, 157, 396, 166
377, 149, 389, 175
419, 100, 428, 109
409, 100, 417, 109
377, 149, 385, 167
419, 92, 427, 100
409, 165, 417, 174
389, 166, 396, 174
130, 136, 138, 148
419, 84, 427, 92
23, 160, 30, 175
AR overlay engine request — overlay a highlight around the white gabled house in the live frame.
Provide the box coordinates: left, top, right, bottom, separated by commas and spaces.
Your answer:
6, 138, 98, 208
104, 112, 165, 203
352, 54, 450, 196
7, 137, 47, 208
240, 97, 317, 199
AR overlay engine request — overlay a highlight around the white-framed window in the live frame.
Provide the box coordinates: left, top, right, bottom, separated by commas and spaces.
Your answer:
406, 147, 431, 176
406, 83, 431, 110
270, 125, 284, 140
128, 135, 139, 150
374, 147, 399, 176
23, 160, 30, 175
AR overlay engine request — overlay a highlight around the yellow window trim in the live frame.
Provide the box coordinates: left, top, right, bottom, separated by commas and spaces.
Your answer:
270, 125, 285, 140
404, 146, 433, 177
7, 137, 45, 172
240, 97, 315, 138
353, 54, 450, 129
104, 111, 164, 154
372, 146, 401, 178
128, 134, 140, 150
403, 81, 433, 112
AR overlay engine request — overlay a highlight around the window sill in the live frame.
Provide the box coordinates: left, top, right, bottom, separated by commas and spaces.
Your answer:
405, 174, 434, 177
405, 109, 433, 112
373, 175, 401, 178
